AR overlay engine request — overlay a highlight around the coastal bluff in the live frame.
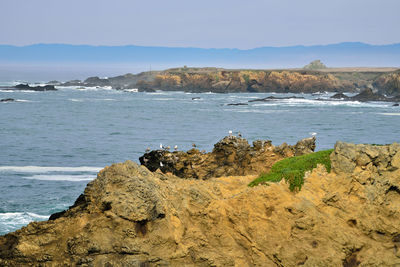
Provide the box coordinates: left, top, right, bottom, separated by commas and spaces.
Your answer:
1, 139, 400, 266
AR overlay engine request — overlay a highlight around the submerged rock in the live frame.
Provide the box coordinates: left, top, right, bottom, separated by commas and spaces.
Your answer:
1, 142, 400, 266
0, 98, 15, 102
139, 136, 316, 179
330, 92, 349, 99
248, 95, 305, 102
227, 102, 248, 106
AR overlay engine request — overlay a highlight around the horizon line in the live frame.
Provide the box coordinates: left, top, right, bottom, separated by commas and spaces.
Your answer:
1, 41, 400, 51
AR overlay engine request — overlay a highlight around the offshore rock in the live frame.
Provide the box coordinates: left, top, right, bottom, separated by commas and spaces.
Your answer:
1, 142, 400, 266
0, 98, 15, 102
139, 136, 316, 179
0, 84, 57, 91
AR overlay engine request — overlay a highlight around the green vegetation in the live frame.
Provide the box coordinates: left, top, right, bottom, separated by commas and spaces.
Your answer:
249, 149, 333, 191
242, 74, 250, 84
303, 60, 327, 70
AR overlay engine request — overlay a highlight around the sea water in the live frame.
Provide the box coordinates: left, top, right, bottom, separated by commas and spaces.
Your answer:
1, 84, 399, 234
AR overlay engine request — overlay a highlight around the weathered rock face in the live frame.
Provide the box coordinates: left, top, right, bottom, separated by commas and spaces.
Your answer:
373, 72, 400, 96
331, 141, 400, 173
139, 136, 316, 179
147, 70, 354, 93
1, 142, 400, 266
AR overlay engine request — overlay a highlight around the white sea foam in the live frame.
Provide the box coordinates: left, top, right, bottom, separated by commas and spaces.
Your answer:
96, 98, 117, 101
146, 92, 167, 95
0, 166, 102, 173
124, 89, 139, 93
25, 174, 95, 181
0, 212, 49, 233
154, 98, 174, 101
251, 98, 389, 108
0, 212, 49, 222
68, 98, 84, 102
377, 113, 400, 116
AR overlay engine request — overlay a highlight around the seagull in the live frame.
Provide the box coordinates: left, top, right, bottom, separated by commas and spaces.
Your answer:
238, 132, 242, 137
174, 145, 178, 151
160, 143, 163, 149
309, 132, 317, 137
166, 146, 171, 150
145, 147, 150, 153
229, 130, 233, 138
160, 161, 164, 167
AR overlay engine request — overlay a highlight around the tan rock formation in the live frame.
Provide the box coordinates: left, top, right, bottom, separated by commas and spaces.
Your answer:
1, 142, 400, 266
146, 69, 354, 93
139, 136, 316, 179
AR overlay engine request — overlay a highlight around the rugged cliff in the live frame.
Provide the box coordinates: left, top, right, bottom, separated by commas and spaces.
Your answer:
146, 69, 353, 93
57, 67, 400, 95
373, 71, 400, 96
1, 141, 400, 266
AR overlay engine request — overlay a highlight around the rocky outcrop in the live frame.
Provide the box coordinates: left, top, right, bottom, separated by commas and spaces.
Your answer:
330, 141, 400, 173
0, 84, 57, 91
0, 98, 15, 102
139, 136, 316, 179
51, 67, 400, 95
330, 92, 349, 99
373, 71, 400, 96
1, 141, 400, 266
147, 69, 354, 93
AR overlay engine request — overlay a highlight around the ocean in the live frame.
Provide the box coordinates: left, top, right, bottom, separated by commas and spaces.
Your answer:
0, 83, 399, 235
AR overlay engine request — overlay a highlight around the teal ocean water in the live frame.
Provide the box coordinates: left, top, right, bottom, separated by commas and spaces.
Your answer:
1, 83, 399, 234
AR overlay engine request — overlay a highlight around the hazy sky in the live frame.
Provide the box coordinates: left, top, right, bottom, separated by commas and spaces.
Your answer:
1, 0, 399, 49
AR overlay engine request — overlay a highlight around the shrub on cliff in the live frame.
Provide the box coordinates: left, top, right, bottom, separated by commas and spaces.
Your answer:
249, 149, 333, 191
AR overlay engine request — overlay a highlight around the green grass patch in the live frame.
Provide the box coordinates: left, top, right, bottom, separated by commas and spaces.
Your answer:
249, 149, 333, 191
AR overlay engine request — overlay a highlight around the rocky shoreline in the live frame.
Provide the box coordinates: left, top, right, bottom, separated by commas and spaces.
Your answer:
46, 67, 400, 98
1, 137, 400, 266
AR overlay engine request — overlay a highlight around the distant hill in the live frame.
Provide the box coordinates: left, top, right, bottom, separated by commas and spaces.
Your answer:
1, 42, 400, 68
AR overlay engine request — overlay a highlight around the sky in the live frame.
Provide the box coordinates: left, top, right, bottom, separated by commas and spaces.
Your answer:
0, 0, 399, 49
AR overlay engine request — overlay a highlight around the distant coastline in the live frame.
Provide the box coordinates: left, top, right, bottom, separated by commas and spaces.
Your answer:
41, 66, 400, 99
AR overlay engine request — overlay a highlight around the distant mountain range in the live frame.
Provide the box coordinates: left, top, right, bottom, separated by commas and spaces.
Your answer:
1, 42, 400, 68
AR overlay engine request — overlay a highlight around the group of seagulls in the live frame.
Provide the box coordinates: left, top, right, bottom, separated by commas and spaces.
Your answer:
228, 130, 242, 139
157, 143, 178, 151
145, 144, 178, 153
146, 131, 317, 154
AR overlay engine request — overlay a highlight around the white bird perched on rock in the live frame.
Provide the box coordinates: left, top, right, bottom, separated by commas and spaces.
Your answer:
174, 145, 178, 151
229, 130, 233, 138
160, 161, 163, 167
145, 147, 150, 153
160, 143, 163, 149
309, 132, 317, 137
166, 146, 171, 150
